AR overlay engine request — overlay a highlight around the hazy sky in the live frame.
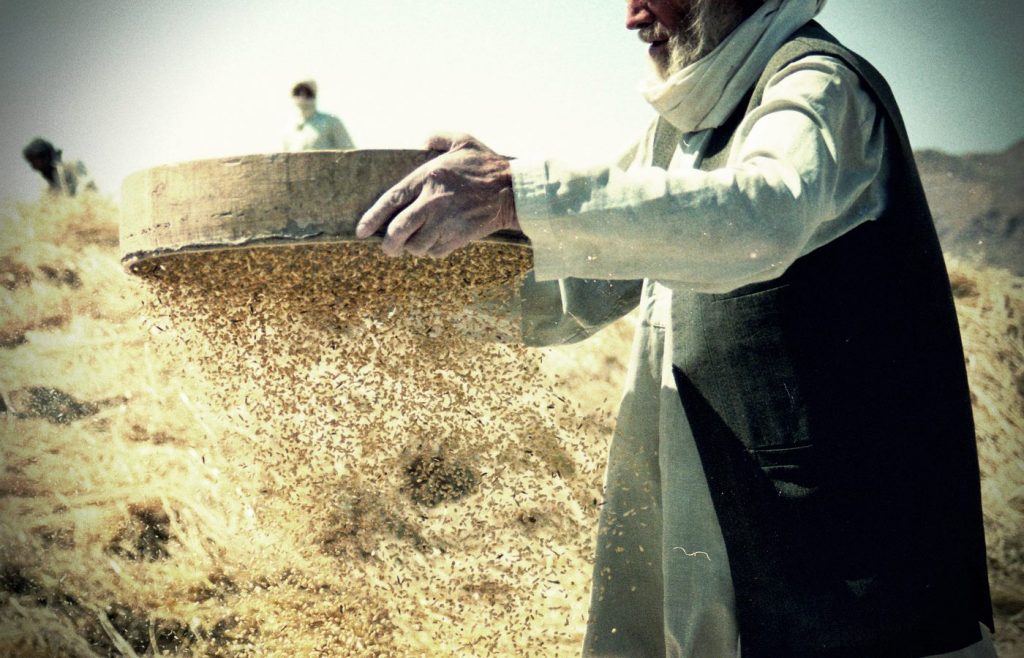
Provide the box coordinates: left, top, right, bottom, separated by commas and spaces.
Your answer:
1, 0, 1021, 203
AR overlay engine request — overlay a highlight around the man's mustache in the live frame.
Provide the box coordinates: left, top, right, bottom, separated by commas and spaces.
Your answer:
637, 23, 672, 44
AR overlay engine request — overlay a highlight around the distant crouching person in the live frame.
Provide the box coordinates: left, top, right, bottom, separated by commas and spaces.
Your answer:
22, 138, 96, 197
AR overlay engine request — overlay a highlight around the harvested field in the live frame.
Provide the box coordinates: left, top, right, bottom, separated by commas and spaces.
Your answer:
0, 195, 1021, 657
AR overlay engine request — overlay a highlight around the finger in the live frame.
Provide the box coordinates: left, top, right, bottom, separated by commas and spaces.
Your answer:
402, 201, 451, 257
380, 191, 435, 257
404, 232, 440, 259
426, 233, 468, 259
356, 170, 426, 239
425, 216, 485, 259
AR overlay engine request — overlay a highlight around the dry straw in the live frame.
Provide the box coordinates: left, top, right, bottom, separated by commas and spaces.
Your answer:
1, 196, 613, 657
1, 196, 1021, 656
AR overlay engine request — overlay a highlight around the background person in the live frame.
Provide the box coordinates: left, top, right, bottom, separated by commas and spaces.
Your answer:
283, 78, 355, 152
22, 137, 96, 197
356, 0, 996, 655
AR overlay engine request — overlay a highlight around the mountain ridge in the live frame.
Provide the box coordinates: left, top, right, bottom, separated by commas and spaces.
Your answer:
916, 139, 1024, 275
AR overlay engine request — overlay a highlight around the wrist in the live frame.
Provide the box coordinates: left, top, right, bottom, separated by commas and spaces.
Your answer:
498, 186, 520, 232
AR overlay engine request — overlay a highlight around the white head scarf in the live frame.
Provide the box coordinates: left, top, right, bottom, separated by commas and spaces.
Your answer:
639, 0, 828, 133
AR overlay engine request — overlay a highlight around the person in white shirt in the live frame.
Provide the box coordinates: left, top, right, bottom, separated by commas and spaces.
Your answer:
283, 79, 354, 152
356, 1, 996, 655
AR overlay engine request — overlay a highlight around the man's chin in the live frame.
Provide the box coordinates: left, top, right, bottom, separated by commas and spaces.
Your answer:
647, 36, 688, 79
647, 53, 672, 81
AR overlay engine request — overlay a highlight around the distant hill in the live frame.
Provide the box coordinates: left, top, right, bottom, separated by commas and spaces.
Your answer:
917, 139, 1024, 275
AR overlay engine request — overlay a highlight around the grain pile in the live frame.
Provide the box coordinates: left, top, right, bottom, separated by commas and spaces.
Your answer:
1, 195, 1022, 657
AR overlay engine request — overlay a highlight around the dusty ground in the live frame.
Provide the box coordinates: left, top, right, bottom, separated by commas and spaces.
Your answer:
0, 195, 1021, 657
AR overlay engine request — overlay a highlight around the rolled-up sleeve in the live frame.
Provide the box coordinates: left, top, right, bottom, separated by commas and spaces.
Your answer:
511, 55, 886, 292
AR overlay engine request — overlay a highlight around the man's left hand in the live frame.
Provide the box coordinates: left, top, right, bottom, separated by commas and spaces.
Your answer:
356, 133, 521, 258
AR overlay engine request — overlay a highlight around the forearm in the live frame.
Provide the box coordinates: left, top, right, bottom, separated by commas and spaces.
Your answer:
512, 157, 816, 290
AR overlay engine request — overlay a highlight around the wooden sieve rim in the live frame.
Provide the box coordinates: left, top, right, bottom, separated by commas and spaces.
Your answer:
119, 149, 530, 271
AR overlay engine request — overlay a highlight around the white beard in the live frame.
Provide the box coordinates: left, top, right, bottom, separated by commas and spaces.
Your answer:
651, 0, 750, 79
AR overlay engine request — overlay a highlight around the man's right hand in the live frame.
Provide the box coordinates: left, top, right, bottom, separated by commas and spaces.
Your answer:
356, 133, 520, 259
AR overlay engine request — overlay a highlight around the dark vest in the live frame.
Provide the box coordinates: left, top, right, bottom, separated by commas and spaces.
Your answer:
658, 22, 993, 657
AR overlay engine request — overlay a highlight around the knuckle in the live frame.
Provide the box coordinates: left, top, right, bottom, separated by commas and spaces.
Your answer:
389, 186, 409, 206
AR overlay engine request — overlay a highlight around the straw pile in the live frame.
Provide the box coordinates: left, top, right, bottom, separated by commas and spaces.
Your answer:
1, 195, 615, 657
1, 195, 1021, 656
948, 261, 1024, 654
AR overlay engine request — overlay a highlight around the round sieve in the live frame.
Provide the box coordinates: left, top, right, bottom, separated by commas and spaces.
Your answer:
119, 149, 529, 270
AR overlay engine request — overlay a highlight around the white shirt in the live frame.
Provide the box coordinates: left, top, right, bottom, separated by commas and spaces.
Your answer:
512, 55, 888, 293
283, 110, 355, 152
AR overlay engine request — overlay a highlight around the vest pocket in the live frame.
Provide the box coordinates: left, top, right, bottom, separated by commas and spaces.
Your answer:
695, 284, 811, 453
752, 443, 818, 499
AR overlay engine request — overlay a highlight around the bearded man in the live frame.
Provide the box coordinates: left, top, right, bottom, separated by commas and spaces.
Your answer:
357, 0, 996, 655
